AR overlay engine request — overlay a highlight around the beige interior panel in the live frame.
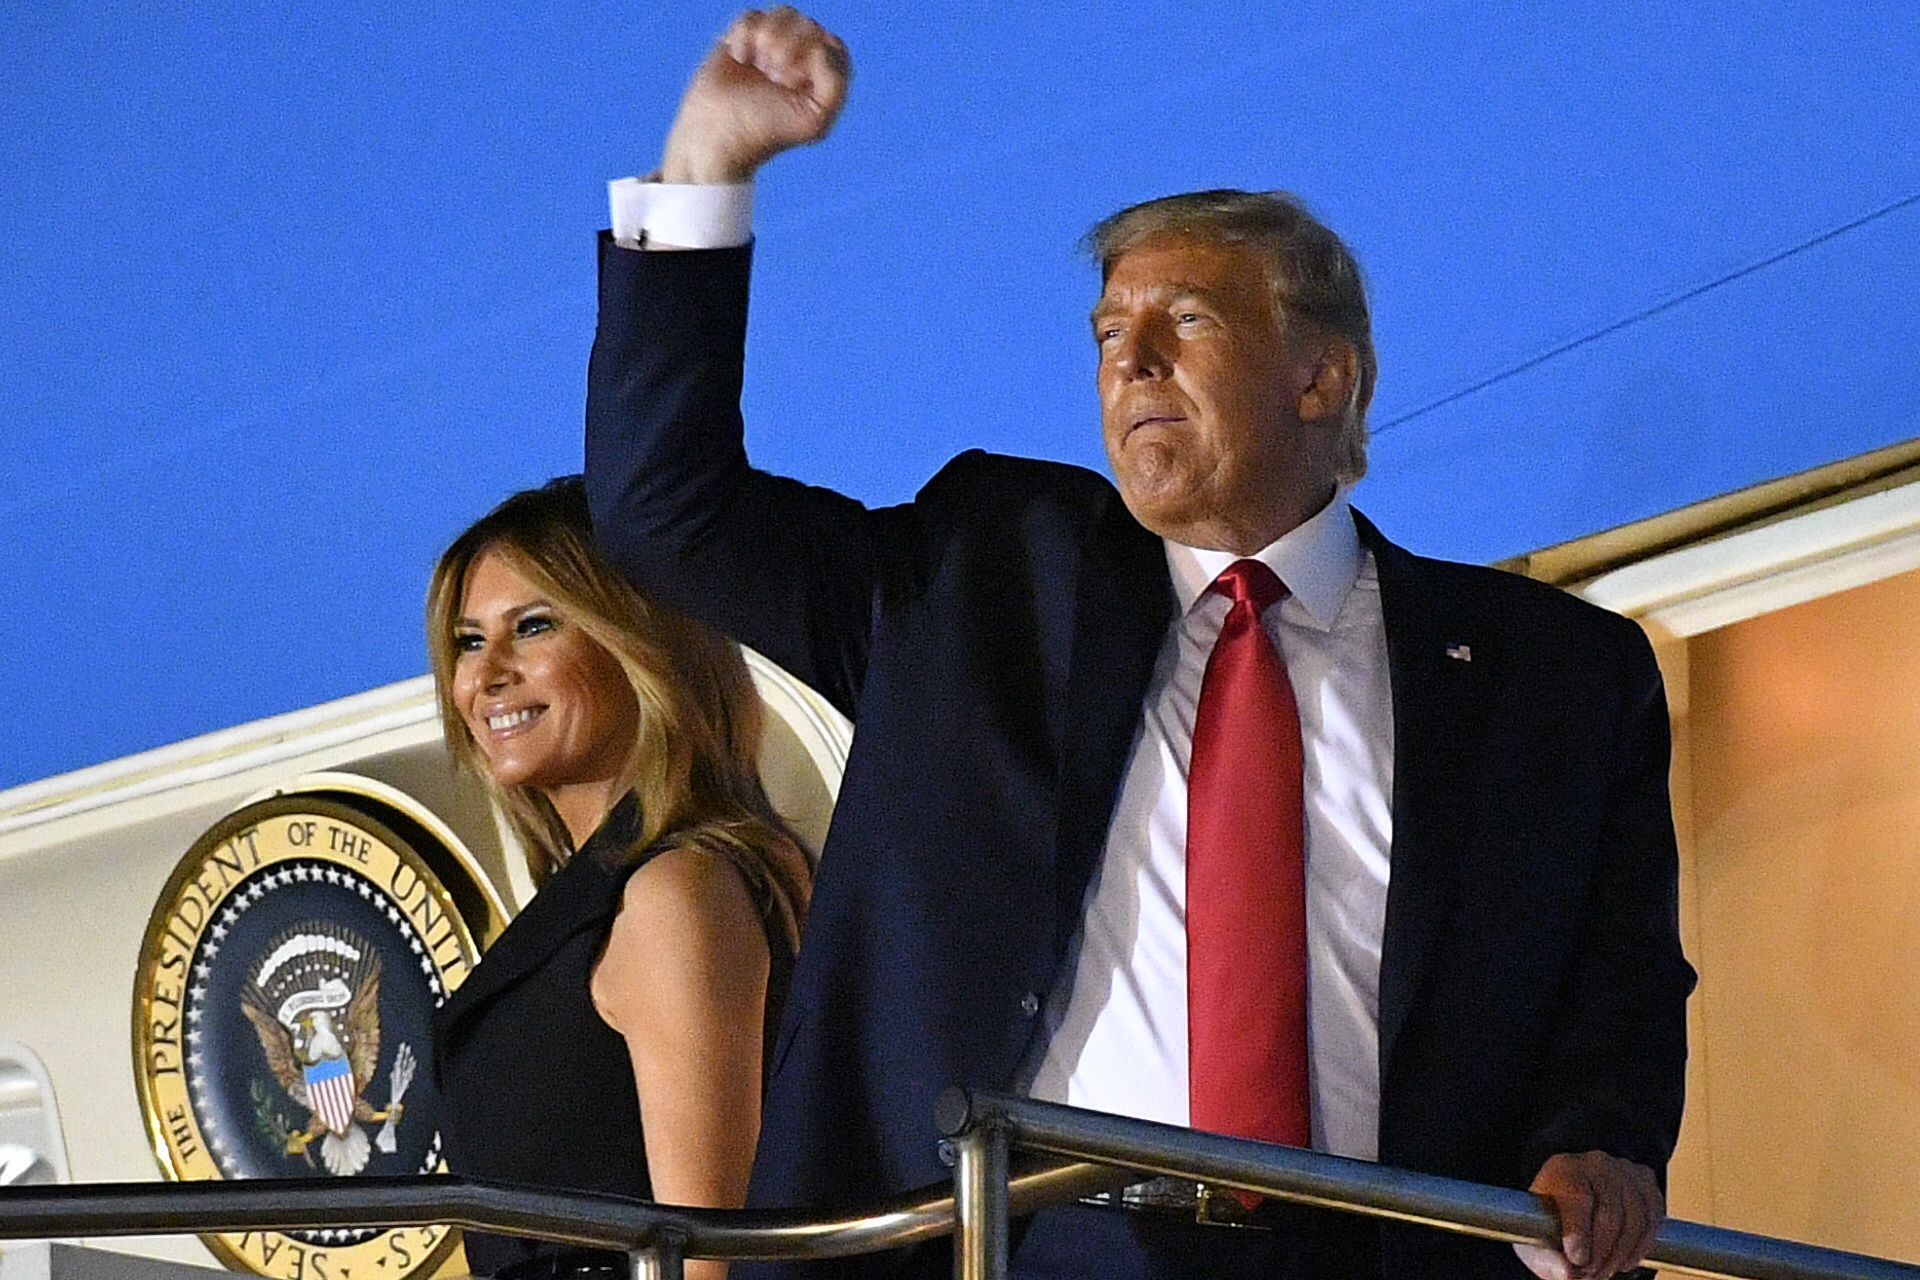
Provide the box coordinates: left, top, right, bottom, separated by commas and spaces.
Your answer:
1677, 564, 1920, 1261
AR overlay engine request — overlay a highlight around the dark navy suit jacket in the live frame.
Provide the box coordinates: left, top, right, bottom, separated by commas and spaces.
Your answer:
583, 238, 1694, 1278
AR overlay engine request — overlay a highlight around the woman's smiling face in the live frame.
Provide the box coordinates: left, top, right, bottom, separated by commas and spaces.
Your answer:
450, 549, 639, 812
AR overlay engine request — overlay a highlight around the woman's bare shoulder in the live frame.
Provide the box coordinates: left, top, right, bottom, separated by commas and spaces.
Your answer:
590, 841, 770, 1033
625, 840, 764, 916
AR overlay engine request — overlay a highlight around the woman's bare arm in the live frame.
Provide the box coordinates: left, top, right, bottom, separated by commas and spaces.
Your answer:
592, 846, 772, 1280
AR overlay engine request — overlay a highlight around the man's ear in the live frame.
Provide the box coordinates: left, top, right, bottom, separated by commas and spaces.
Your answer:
1296, 339, 1359, 423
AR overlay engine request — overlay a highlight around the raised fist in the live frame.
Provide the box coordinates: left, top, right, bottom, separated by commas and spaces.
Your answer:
660, 6, 851, 184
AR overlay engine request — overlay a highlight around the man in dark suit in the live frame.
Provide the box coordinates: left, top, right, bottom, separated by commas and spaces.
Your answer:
584, 9, 1694, 1279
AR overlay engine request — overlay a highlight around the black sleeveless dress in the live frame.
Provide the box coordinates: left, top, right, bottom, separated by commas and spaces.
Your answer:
433, 797, 793, 1278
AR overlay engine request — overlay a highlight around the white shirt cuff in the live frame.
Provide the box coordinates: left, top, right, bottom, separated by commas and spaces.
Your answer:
608, 177, 754, 250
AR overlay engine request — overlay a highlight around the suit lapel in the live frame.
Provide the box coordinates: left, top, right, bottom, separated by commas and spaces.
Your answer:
1358, 513, 1494, 1078
1043, 504, 1489, 1079
435, 844, 627, 1035
1052, 496, 1176, 956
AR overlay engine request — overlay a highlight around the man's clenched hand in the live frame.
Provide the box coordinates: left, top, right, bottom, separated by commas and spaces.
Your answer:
1514, 1151, 1664, 1280
660, 6, 851, 185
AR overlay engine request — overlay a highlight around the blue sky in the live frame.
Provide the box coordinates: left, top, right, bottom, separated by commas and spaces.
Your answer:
5, 1, 1917, 789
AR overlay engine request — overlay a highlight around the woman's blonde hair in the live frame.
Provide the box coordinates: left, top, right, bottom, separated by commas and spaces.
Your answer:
425, 478, 809, 948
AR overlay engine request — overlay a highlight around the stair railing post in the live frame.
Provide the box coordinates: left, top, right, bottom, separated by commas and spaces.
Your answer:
630, 1229, 684, 1280
952, 1119, 1010, 1280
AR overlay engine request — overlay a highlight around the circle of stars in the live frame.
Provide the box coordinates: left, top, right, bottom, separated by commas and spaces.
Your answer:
180, 856, 454, 1249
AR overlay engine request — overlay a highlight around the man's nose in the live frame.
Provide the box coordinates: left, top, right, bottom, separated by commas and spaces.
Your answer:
1113, 321, 1171, 379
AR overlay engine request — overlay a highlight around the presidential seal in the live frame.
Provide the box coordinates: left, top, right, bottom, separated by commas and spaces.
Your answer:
134, 793, 492, 1280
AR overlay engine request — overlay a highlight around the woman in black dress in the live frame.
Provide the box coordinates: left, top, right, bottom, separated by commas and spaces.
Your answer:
425, 479, 810, 1280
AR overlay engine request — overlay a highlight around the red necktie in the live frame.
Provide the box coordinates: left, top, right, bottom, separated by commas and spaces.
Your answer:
1187, 558, 1310, 1149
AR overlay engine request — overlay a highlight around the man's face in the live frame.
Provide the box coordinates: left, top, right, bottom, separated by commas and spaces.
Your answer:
1094, 234, 1342, 554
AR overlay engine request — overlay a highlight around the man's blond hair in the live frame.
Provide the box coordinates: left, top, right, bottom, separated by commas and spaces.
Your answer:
1088, 189, 1376, 484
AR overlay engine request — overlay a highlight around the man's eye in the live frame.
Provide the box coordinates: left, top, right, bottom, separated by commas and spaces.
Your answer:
1175, 311, 1204, 325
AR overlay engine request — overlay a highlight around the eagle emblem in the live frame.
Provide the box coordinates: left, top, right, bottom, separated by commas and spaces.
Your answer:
240, 924, 414, 1176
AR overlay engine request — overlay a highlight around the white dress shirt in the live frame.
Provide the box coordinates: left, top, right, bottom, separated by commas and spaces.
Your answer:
608, 178, 1397, 1159
1024, 490, 1394, 1159
609, 178, 753, 249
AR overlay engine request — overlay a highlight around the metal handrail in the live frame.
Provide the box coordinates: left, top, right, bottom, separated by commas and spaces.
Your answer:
0, 1162, 1121, 1276
939, 1089, 1920, 1280
2, 1092, 1916, 1280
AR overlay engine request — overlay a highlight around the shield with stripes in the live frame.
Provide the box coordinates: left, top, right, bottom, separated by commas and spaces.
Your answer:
304, 1055, 357, 1136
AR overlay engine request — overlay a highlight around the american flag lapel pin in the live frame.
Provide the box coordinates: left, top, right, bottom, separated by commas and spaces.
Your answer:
1445, 643, 1472, 662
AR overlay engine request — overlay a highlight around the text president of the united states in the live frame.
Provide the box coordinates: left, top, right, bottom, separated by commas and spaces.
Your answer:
581, 9, 1696, 1279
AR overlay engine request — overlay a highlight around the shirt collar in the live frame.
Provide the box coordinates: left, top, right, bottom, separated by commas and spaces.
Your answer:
1163, 488, 1362, 632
